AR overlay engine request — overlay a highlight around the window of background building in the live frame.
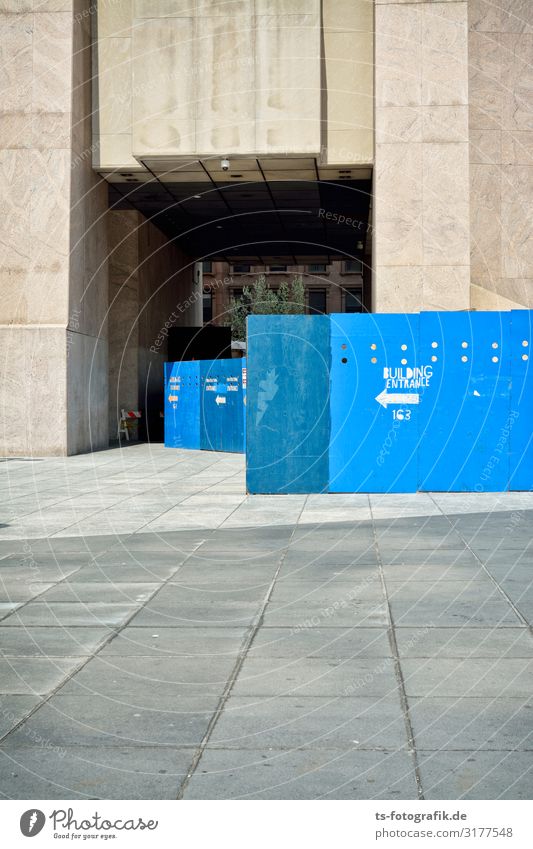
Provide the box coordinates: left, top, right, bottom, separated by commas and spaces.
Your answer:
231, 288, 244, 301
202, 260, 213, 273
307, 289, 327, 314
344, 288, 363, 313
232, 264, 251, 274
268, 265, 287, 272
343, 259, 363, 274
203, 290, 213, 323
307, 263, 327, 274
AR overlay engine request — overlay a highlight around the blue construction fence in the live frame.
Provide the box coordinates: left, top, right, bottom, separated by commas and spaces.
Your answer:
164, 358, 246, 453
246, 311, 533, 493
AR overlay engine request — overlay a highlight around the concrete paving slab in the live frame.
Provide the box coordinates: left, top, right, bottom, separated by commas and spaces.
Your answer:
231, 656, 397, 698
0, 583, 55, 603
0, 657, 85, 694
209, 694, 408, 750
59, 655, 237, 697
409, 697, 533, 751
395, 627, 533, 658
0, 745, 192, 799
417, 750, 533, 799
99, 626, 248, 658
0, 695, 43, 737
0, 627, 113, 657
1, 602, 139, 628
389, 599, 520, 628
38, 582, 158, 604
270, 579, 384, 604
402, 658, 533, 698
182, 748, 418, 799
129, 600, 262, 628
249, 627, 391, 659
0, 603, 22, 621
263, 601, 388, 629
5, 693, 221, 748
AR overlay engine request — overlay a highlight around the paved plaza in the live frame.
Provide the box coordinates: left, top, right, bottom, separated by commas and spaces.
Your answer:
0, 444, 532, 799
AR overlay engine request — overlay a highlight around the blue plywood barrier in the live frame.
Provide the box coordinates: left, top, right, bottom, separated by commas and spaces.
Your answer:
246, 315, 330, 494
246, 311, 533, 493
200, 358, 246, 453
164, 360, 200, 449
418, 311, 511, 492
330, 313, 420, 493
164, 358, 245, 453
510, 310, 533, 490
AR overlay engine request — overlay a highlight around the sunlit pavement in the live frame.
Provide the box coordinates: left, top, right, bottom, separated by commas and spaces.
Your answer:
0, 444, 532, 799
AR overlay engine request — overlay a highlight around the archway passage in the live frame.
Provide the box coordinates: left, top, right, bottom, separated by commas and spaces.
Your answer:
105, 157, 372, 445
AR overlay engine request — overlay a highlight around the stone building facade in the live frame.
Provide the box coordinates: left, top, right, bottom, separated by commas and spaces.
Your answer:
0, 0, 530, 455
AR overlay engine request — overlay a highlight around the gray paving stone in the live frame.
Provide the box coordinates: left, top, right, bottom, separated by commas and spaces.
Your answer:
209, 694, 407, 750
0, 745, 192, 799
418, 750, 533, 799
4, 694, 220, 748
0, 626, 112, 657
277, 562, 380, 582
39, 582, 158, 604
382, 563, 487, 581
389, 599, 520, 628
231, 657, 397, 698
409, 697, 533, 751
271, 579, 383, 604
402, 658, 533, 698
395, 627, 533, 658
250, 627, 391, 659
0, 603, 21, 621
59, 655, 236, 698
1, 602, 139, 628
183, 748, 418, 799
100, 626, 247, 657
130, 600, 261, 628
263, 600, 388, 628
0, 583, 54, 602
68, 563, 179, 582
0, 695, 43, 737
386, 580, 501, 603
0, 657, 85, 695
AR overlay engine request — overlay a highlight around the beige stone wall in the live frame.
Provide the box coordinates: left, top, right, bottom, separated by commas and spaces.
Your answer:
373, 0, 471, 312
0, 2, 109, 456
324, 0, 374, 166
107, 209, 196, 440
468, 0, 533, 310
94, 0, 374, 170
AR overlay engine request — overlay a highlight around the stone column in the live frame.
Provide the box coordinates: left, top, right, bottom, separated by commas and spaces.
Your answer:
0, 2, 109, 456
468, 0, 533, 310
373, 0, 471, 312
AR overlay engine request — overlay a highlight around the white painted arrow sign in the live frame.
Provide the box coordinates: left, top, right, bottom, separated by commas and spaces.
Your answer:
376, 389, 420, 408
215, 395, 226, 406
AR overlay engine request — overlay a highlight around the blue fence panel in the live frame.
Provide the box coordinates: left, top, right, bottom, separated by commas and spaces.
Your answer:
418, 311, 511, 492
329, 313, 420, 493
510, 310, 533, 490
164, 360, 200, 449
246, 315, 330, 494
200, 358, 246, 453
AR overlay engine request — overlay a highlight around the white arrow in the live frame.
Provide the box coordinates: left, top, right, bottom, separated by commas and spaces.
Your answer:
375, 389, 420, 408
215, 395, 226, 406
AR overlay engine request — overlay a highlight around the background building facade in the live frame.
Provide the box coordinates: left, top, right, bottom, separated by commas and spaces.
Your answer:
0, 0, 531, 455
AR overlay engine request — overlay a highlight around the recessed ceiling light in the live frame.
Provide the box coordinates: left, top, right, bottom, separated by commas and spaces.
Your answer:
216, 225, 223, 229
